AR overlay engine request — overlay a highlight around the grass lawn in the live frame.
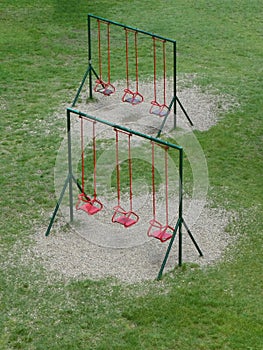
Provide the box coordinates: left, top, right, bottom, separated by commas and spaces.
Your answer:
0, 1, 262, 349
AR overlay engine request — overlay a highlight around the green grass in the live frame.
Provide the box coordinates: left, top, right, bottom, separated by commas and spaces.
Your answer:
1, 1, 262, 349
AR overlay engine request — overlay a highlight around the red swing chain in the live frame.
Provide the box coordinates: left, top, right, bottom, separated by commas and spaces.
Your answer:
114, 129, 134, 209
92, 122, 98, 200
80, 116, 85, 194
150, 38, 169, 117
163, 39, 167, 108
124, 29, 130, 92
122, 29, 144, 105
106, 22, 112, 88
134, 31, 139, 96
164, 144, 169, 227
147, 142, 173, 242
76, 118, 103, 215
112, 129, 139, 228
97, 20, 102, 82
115, 129, 121, 207
127, 132, 133, 212
152, 37, 157, 106
94, 20, 115, 96
80, 119, 98, 197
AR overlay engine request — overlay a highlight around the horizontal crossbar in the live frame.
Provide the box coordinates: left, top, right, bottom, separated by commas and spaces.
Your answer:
88, 14, 176, 43
67, 107, 182, 151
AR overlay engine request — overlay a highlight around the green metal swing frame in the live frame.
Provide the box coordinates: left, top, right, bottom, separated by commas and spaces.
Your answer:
45, 15, 202, 280
72, 14, 193, 136
45, 107, 202, 280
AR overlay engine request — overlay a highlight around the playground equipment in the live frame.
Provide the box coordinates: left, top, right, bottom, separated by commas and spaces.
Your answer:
149, 38, 169, 118
94, 20, 115, 96
72, 14, 194, 136
75, 117, 103, 215
45, 108, 203, 280
147, 142, 173, 242
122, 29, 144, 105
111, 129, 139, 227
45, 15, 204, 280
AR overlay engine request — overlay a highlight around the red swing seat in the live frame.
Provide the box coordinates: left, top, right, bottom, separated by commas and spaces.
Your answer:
76, 193, 103, 215
147, 219, 173, 242
122, 89, 144, 105
150, 101, 170, 117
112, 205, 139, 228
94, 79, 115, 96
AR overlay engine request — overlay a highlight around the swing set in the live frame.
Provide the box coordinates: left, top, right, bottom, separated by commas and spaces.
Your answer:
94, 20, 116, 96
147, 142, 173, 242
45, 108, 203, 280
45, 14, 203, 280
72, 14, 194, 135
76, 117, 103, 215
149, 38, 170, 118
111, 129, 139, 227
122, 29, 144, 105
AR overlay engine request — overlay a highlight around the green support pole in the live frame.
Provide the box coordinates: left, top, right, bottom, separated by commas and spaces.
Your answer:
157, 148, 183, 279
176, 96, 194, 126
45, 174, 70, 237
44, 109, 75, 236
156, 97, 175, 138
173, 41, 177, 129
182, 219, 203, 257
44, 110, 90, 237
178, 148, 183, 266
157, 218, 180, 280
67, 109, 74, 223
88, 14, 93, 100
72, 65, 91, 107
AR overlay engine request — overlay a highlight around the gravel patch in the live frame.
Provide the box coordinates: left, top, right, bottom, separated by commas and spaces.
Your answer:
30, 76, 239, 283
73, 76, 239, 135
32, 205, 235, 283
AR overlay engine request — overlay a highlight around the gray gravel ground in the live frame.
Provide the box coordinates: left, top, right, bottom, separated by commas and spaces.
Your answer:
31, 77, 239, 283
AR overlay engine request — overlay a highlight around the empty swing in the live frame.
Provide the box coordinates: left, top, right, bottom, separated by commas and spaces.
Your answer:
122, 29, 144, 105
76, 117, 103, 215
150, 38, 170, 117
94, 20, 116, 96
147, 142, 173, 242
112, 129, 139, 228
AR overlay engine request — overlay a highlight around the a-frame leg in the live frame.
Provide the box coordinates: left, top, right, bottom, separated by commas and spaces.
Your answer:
182, 218, 203, 257
176, 96, 194, 126
157, 218, 181, 280
45, 174, 70, 237
157, 217, 203, 280
72, 64, 101, 107
156, 96, 194, 138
